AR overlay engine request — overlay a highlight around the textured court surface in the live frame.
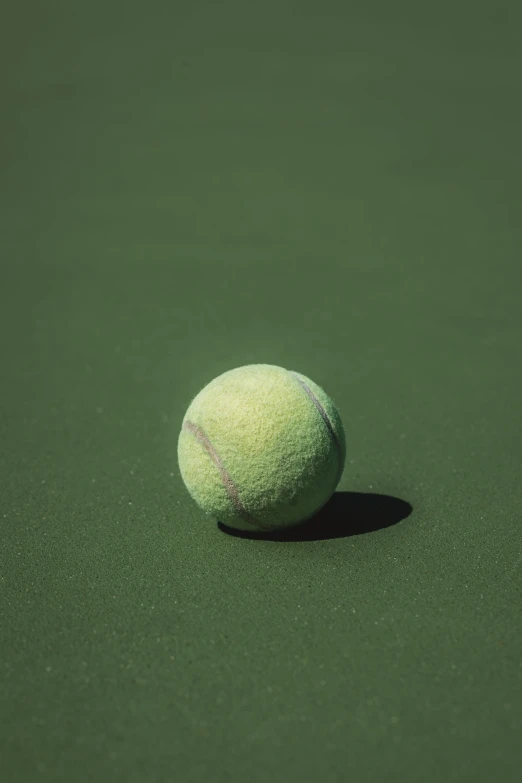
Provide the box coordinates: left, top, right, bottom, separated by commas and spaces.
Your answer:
1, 2, 521, 782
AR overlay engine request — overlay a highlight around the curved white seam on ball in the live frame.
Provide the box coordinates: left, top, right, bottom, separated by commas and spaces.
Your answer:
288, 372, 344, 487
183, 420, 276, 531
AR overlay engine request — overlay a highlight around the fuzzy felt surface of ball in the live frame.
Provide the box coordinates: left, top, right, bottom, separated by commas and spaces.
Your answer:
178, 364, 345, 532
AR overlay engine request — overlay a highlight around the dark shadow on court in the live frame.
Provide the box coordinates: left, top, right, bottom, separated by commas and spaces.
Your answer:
218, 491, 412, 542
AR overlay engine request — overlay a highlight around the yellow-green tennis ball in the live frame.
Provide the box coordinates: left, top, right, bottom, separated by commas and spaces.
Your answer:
178, 364, 345, 532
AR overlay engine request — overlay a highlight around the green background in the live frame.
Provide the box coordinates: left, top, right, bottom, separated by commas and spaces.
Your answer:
2, 1, 521, 781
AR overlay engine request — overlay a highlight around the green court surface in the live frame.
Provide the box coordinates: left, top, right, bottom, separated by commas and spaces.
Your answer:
1, 2, 521, 782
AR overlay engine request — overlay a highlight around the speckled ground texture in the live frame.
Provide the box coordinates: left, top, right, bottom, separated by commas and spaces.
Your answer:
1, 1, 521, 782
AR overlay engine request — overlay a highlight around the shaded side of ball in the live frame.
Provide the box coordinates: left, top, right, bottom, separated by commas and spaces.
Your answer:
177, 364, 345, 531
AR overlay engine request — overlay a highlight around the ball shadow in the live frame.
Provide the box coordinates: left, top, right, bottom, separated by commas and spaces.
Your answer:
218, 491, 412, 542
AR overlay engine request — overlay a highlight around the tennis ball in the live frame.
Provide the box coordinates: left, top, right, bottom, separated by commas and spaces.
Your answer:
178, 364, 345, 532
